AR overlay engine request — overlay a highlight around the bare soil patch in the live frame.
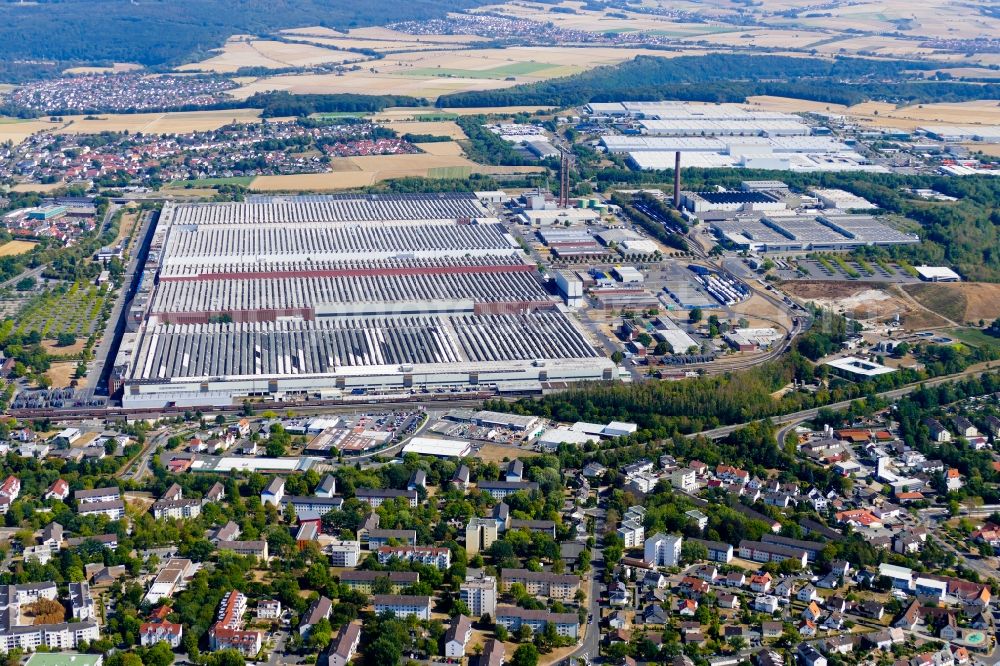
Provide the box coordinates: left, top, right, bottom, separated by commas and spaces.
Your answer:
903, 282, 1000, 324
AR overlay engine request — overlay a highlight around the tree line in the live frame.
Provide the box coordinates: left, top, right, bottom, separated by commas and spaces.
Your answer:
435, 54, 999, 108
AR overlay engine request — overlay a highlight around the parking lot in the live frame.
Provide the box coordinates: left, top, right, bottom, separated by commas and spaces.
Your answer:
775, 257, 922, 283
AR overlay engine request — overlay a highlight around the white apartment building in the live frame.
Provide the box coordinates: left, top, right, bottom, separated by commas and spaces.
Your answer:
460, 573, 497, 618
644, 533, 683, 567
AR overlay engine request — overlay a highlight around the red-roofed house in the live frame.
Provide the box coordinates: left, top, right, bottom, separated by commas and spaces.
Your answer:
45, 479, 70, 501
141, 606, 183, 648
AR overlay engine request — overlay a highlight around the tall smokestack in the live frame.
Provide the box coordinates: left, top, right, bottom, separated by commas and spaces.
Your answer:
674, 151, 681, 210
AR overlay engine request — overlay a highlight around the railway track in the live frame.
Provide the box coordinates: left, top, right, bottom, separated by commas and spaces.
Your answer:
10, 391, 497, 423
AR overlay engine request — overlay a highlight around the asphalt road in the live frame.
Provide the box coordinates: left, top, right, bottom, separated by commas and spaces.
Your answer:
565, 535, 604, 666
88, 209, 156, 393
117, 428, 167, 482
0, 264, 46, 291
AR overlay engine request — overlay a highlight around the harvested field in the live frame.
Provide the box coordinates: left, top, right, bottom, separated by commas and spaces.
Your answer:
232, 46, 671, 100
747, 97, 1000, 131
10, 182, 64, 193
178, 37, 366, 73
387, 120, 468, 139
414, 141, 465, 156
374, 106, 553, 119
232, 71, 525, 99
967, 143, 1000, 157
780, 280, 950, 329
0, 241, 38, 257
52, 108, 265, 135
250, 152, 544, 190
63, 62, 143, 75
684, 28, 829, 49
481, 1, 735, 36
903, 282, 1000, 324
0, 117, 57, 144
292, 38, 459, 53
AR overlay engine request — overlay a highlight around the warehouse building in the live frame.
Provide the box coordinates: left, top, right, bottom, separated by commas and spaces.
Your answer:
115, 194, 614, 407
711, 214, 919, 252
681, 191, 787, 215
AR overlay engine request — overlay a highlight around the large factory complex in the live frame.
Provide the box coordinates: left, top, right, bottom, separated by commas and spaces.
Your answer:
111, 194, 615, 408
589, 102, 885, 173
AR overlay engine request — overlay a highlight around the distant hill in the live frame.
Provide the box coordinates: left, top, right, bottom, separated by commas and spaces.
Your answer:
0, 0, 492, 78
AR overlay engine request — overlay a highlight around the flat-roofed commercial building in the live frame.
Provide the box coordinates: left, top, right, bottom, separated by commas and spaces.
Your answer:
401, 437, 472, 458
711, 214, 918, 253
115, 195, 613, 408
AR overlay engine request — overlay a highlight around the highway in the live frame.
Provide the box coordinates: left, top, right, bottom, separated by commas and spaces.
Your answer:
690, 361, 997, 440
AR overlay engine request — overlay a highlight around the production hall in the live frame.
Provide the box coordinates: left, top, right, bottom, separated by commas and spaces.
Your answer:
112, 193, 614, 408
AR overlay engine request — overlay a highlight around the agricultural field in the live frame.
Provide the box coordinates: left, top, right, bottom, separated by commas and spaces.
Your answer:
231, 46, 672, 100
63, 62, 143, 75
0, 116, 53, 145
52, 108, 267, 134
747, 97, 1000, 131
15, 281, 112, 341
10, 182, 65, 193
383, 119, 468, 139
680, 28, 830, 50
0, 241, 38, 257
373, 107, 549, 120
250, 152, 544, 190
0, 109, 269, 144
167, 176, 255, 188
177, 36, 368, 73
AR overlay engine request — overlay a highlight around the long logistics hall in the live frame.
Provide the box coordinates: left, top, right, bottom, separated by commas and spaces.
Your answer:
113, 194, 615, 407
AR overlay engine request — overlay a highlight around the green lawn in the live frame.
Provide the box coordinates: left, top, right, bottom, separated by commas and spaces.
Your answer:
947, 327, 1000, 351
0, 116, 28, 124
404, 61, 554, 80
